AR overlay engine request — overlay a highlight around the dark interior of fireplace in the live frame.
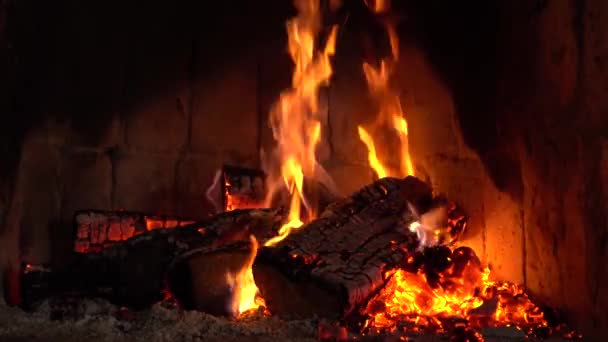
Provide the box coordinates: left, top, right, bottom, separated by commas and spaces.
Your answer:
0, 0, 606, 341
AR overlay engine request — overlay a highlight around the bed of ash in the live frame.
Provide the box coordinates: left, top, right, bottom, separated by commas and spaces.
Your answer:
0, 296, 572, 342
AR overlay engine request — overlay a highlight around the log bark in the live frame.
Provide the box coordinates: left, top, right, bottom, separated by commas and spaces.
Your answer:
19, 208, 285, 314
73, 210, 197, 253
253, 176, 433, 319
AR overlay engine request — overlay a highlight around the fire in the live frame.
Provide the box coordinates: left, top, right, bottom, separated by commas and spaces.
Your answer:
263, 0, 338, 245
357, 126, 388, 179
358, 0, 414, 179
224, 177, 235, 212
265, 158, 305, 247
225, 235, 266, 316
364, 246, 549, 335
225, 2, 566, 338
371, 268, 487, 326
230, 0, 339, 315
393, 116, 414, 176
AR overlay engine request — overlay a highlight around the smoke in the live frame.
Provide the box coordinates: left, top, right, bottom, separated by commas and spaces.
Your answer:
205, 169, 224, 214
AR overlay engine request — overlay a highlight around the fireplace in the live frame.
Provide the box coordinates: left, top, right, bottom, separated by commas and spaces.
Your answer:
0, 0, 605, 340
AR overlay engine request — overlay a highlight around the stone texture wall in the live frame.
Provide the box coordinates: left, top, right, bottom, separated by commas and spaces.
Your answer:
394, 0, 607, 338
0, 0, 273, 266
513, 1, 608, 336
328, 1, 608, 338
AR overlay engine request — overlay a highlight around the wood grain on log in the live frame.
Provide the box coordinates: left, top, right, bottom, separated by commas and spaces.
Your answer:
253, 176, 433, 319
73, 210, 197, 253
21, 209, 285, 313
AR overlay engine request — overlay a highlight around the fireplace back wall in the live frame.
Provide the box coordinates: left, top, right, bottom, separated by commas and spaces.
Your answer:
0, 0, 606, 339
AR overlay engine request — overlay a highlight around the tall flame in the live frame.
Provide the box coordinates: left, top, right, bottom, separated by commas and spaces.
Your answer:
358, 126, 388, 179
225, 235, 265, 316
264, 0, 338, 247
358, 0, 414, 179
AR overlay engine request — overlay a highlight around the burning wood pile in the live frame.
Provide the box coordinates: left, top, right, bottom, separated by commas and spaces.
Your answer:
4, 171, 576, 340
2, 0, 580, 340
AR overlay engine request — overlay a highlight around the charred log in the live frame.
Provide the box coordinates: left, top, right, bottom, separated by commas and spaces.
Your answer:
253, 176, 433, 319
73, 210, 197, 253
18, 209, 285, 314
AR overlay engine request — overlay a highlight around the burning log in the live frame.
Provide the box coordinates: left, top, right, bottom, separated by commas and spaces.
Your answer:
73, 210, 196, 253
17, 208, 285, 314
205, 165, 267, 213
253, 176, 434, 319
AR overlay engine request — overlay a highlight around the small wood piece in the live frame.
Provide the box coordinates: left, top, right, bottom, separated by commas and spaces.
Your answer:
222, 165, 266, 211
73, 210, 196, 254
253, 176, 433, 319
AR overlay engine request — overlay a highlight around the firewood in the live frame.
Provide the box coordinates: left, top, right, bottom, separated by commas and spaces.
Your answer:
19, 209, 285, 313
73, 210, 197, 254
253, 176, 433, 319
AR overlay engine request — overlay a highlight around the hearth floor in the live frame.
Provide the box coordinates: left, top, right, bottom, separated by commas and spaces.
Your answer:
0, 299, 571, 341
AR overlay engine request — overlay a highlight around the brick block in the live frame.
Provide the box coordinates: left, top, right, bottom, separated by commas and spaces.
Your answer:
323, 161, 373, 197
125, 91, 189, 153
114, 152, 177, 215
122, 13, 192, 153
328, 38, 375, 166
175, 153, 258, 218
483, 178, 524, 284
395, 46, 464, 161
60, 151, 112, 220
191, 55, 259, 156
15, 138, 62, 264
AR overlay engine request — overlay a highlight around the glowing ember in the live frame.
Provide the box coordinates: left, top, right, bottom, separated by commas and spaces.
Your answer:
364, 246, 550, 336
263, 0, 338, 244
210, 1, 572, 338
225, 235, 266, 316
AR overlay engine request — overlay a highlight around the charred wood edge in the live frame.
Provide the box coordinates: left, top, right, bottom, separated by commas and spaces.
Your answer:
20, 208, 285, 311
255, 176, 429, 319
167, 240, 252, 271
422, 195, 468, 245
115, 207, 285, 262
72, 209, 198, 253
221, 164, 267, 210
166, 240, 253, 312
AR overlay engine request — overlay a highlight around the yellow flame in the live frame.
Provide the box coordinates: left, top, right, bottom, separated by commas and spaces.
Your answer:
265, 158, 306, 247
265, 0, 338, 245
225, 235, 265, 316
393, 116, 414, 176
357, 126, 388, 179
358, 0, 415, 178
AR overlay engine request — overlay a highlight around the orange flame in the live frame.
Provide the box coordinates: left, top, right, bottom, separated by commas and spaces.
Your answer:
265, 158, 305, 247
358, 0, 414, 178
365, 251, 549, 334
370, 266, 488, 328
357, 126, 388, 179
264, 0, 338, 245
224, 177, 235, 212
393, 116, 414, 176
225, 235, 266, 316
